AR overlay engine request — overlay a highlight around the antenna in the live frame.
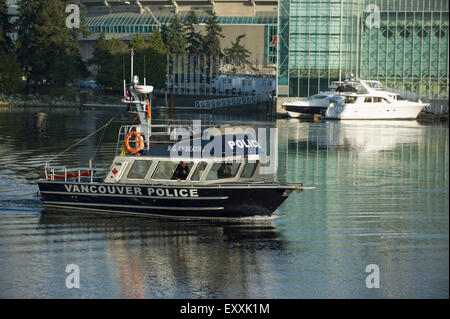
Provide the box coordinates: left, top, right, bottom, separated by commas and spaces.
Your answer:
130, 48, 134, 84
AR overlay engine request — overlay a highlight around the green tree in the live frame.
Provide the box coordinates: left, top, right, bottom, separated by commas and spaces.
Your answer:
203, 12, 223, 57
91, 30, 167, 91
224, 34, 251, 65
129, 30, 167, 89
93, 36, 129, 91
0, 52, 23, 94
145, 29, 167, 89
129, 33, 148, 51
129, 33, 149, 84
89, 32, 110, 74
0, 0, 14, 54
165, 15, 187, 55
90, 32, 113, 88
184, 11, 202, 55
160, 24, 169, 46
16, 0, 87, 88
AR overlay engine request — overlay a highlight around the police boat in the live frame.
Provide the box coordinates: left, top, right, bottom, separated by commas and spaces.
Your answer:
37, 50, 314, 219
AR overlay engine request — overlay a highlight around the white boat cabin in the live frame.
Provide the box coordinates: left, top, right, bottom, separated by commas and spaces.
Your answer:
104, 155, 268, 185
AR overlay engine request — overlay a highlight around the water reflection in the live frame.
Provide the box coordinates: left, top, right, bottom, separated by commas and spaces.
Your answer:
0, 107, 448, 298
279, 119, 429, 151
35, 212, 285, 298
276, 119, 449, 188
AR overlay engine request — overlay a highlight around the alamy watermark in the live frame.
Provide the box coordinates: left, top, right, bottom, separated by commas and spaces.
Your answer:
365, 4, 380, 29
168, 120, 278, 175
65, 264, 80, 289
365, 264, 380, 289
65, 4, 80, 29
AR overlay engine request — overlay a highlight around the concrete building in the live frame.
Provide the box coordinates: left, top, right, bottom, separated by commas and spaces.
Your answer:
5, 0, 19, 41
78, 0, 278, 67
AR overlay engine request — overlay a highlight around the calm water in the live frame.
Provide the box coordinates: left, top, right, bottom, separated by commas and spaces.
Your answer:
0, 106, 448, 299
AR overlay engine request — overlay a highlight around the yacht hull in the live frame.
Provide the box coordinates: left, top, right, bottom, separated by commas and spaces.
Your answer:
324, 103, 425, 120
284, 104, 327, 116
282, 92, 337, 116
37, 180, 297, 219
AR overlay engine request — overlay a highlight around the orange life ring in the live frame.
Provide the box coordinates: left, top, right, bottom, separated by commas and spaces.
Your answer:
125, 131, 144, 154
146, 101, 151, 120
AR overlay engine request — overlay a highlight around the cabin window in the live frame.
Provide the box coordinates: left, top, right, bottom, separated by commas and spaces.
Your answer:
364, 97, 373, 103
127, 160, 153, 179
241, 161, 259, 178
152, 161, 178, 180
373, 97, 382, 103
170, 161, 194, 181
328, 98, 341, 104
206, 162, 240, 180
345, 96, 357, 103
191, 162, 208, 181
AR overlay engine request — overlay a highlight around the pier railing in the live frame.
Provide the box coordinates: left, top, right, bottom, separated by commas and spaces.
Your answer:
194, 94, 270, 109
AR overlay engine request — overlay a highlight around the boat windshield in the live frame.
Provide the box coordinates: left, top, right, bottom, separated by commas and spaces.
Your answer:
127, 160, 153, 179
206, 162, 241, 180
310, 94, 328, 99
191, 162, 208, 181
152, 161, 177, 180
328, 97, 344, 104
240, 161, 259, 178
341, 81, 366, 94
365, 81, 384, 90
329, 81, 343, 90
152, 161, 194, 181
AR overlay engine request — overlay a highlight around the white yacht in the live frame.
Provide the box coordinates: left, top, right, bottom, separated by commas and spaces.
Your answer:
282, 81, 343, 117
283, 78, 427, 120
323, 79, 428, 120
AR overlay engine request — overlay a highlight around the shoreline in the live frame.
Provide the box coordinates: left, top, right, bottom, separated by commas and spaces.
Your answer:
0, 92, 121, 108
1, 95, 447, 122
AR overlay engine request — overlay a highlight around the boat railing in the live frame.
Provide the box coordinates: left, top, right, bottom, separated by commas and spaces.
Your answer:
44, 161, 108, 183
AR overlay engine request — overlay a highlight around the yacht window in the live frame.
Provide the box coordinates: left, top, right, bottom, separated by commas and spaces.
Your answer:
152, 161, 178, 180
206, 162, 240, 180
345, 96, 357, 103
368, 81, 383, 89
310, 94, 327, 99
373, 97, 382, 103
364, 97, 372, 103
396, 95, 406, 101
127, 160, 152, 179
241, 161, 259, 178
328, 98, 343, 104
191, 162, 208, 181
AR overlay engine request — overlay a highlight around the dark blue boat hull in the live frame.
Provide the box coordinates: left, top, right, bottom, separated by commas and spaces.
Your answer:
37, 180, 296, 219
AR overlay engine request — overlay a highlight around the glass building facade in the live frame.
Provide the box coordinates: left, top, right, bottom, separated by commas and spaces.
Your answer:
277, 0, 449, 99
